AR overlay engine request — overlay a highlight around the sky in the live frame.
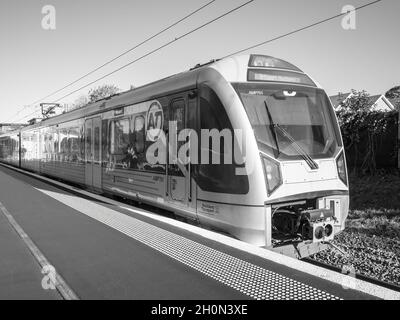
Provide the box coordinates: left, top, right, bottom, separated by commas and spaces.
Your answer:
0, 0, 399, 123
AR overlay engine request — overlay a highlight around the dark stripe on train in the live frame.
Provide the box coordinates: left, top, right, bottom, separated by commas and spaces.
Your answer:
264, 190, 349, 205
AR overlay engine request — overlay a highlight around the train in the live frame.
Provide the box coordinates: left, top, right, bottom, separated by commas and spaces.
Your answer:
0, 54, 349, 258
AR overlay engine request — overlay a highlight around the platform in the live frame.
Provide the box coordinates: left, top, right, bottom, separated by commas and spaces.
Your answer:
0, 164, 398, 300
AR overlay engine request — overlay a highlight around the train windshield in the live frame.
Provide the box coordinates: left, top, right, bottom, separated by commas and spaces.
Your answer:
233, 83, 342, 160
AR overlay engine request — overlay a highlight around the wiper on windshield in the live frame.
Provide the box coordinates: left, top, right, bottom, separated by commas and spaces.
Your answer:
264, 99, 319, 170
274, 124, 319, 170
264, 101, 280, 156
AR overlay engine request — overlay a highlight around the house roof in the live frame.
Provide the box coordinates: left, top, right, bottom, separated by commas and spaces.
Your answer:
330, 93, 397, 111
366, 94, 383, 108
362, 94, 397, 111
329, 93, 351, 108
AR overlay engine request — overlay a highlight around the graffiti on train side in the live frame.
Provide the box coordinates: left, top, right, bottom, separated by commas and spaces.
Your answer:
105, 99, 252, 176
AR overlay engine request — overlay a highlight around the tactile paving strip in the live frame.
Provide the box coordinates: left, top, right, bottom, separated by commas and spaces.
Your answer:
38, 189, 340, 300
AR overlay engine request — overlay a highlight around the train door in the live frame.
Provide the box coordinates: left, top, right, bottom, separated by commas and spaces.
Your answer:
85, 117, 102, 190
167, 97, 196, 218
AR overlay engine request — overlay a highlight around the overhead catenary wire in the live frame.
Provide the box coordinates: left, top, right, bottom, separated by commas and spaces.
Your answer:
6, 0, 217, 122
221, 0, 383, 58
12, 0, 383, 123
14, 0, 255, 123
50, 0, 382, 104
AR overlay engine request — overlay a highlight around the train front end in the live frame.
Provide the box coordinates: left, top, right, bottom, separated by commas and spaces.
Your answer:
207, 54, 349, 258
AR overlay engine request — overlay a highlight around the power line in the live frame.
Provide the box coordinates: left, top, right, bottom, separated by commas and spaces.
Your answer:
7, 0, 217, 122
222, 0, 383, 58
50, 0, 382, 106
14, 0, 255, 123
13, 0, 383, 123
50, 0, 254, 104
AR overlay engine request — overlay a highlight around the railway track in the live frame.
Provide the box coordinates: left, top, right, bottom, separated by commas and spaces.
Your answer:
303, 257, 400, 293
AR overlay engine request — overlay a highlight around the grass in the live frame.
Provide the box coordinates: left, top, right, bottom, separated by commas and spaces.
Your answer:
346, 169, 400, 238
348, 169, 400, 211
346, 212, 400, 238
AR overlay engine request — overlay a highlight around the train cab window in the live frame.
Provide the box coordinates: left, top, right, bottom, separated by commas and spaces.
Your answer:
110, 119, 129, 155
197, 85, 249, 194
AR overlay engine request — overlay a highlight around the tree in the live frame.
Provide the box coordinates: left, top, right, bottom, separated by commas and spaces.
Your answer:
336, 89, 396, 174
337, 89, 372, 117
385, 86, 400, 110
385, 86, 400, 99
88, 84, 120, 103
70, 94, 89, 110
66, 84, 121, 111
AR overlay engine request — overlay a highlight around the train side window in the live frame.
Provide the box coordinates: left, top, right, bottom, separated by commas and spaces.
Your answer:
85, 126, 92, 160
169, 99, 185, 177
80, 125, 85, 162
69, 128, 79, 153
43, 133, 48, 154
110, 119, 129, 155
133, 116, 145, 154
60, 129, 69, 154
69, 128, 80, 162
197, 85, 249, 195
53, 131, 59, 155
94, 126, 100, 162
46, 130, 54, 154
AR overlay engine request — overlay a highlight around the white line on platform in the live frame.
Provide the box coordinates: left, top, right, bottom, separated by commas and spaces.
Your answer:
1, 162, 400, 300
0, 199, 79, 300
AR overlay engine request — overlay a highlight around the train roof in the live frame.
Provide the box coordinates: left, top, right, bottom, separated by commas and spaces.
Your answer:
0, 54, 322, 136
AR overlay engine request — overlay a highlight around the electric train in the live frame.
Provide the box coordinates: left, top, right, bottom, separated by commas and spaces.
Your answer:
0, 54, 349, 258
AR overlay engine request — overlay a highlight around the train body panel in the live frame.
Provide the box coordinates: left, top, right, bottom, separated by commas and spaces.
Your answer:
0, 54, 349, 258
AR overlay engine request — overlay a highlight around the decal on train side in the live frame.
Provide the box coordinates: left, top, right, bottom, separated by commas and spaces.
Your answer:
146, 101, 163, 142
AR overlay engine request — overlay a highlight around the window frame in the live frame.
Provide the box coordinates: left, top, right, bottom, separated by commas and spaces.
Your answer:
132, 115, 146, 154
196, 84, 249, 195
109, 117, 130, 156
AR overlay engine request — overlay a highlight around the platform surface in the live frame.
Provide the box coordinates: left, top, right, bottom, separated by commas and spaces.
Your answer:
0, 164, 392, 300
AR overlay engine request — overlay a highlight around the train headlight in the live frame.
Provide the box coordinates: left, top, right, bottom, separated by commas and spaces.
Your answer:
336, 152, 348, 186
324, 224, 333, 237
262, 156, 282, 196
314, 226, 325, 240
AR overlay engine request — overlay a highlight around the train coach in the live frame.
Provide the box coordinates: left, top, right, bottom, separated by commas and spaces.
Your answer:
0, 54, 349, 258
